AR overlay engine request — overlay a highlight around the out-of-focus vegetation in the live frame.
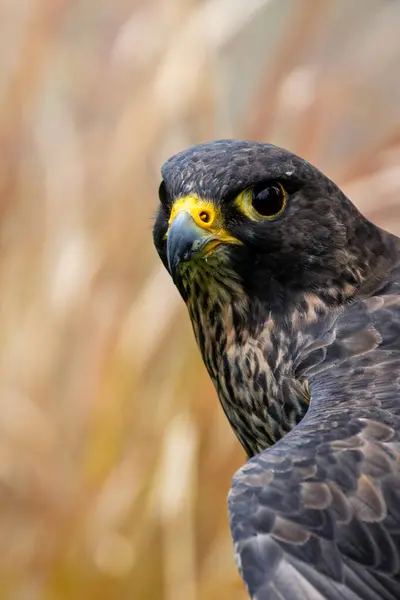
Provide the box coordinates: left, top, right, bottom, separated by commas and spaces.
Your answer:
0, 0, 399, 598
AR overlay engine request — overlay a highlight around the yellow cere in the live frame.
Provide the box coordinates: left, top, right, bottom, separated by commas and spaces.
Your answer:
167, 195, 242, 247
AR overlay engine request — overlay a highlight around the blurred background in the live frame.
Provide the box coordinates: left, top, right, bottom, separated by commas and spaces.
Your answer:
0, 0, 399, 598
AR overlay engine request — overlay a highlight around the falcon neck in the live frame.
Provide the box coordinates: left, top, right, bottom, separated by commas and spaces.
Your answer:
185, 281, 323, 457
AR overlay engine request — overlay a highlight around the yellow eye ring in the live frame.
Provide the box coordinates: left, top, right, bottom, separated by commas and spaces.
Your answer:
235, 183, 287, 221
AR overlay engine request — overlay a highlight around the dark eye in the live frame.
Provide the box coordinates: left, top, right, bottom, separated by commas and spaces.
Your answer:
252, 183, 287, 218
158, 180, 168, 205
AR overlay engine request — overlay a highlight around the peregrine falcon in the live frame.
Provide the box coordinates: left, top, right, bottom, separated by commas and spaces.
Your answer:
153, 140, 400, 599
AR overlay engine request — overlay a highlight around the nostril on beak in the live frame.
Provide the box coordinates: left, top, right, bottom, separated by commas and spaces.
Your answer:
195, 207, 214, 228
199, 210, 211, 224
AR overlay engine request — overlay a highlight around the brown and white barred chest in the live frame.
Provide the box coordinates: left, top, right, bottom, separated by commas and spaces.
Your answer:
182, 268, 310, 457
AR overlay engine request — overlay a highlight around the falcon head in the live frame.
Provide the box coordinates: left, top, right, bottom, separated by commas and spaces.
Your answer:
154, 140, 373, 315
153, 140, 391, 454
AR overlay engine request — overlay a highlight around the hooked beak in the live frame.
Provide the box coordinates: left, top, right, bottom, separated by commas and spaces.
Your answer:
166, 211, 218, 283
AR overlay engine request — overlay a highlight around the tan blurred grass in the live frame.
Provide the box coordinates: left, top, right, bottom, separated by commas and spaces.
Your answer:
0, 0, 399, 599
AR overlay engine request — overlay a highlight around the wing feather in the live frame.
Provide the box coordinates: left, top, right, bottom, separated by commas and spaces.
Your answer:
229, 285, 400, 598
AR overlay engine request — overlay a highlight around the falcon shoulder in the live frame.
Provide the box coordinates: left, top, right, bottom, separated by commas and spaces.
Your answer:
229, 268, 400, 600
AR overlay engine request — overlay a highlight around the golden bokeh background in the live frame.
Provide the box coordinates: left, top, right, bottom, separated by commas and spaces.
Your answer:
0, 1, 399, 599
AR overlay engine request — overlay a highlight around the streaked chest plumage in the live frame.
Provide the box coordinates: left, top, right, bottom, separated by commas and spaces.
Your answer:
180, 262, 310, 456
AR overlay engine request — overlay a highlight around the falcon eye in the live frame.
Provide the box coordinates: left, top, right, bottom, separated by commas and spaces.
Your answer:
234, 182, 287, 221
251, 183, 287, 218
